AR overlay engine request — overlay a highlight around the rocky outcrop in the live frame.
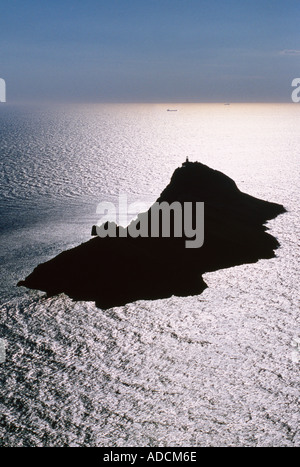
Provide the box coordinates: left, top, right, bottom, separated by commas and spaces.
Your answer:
18, 161, 286, 309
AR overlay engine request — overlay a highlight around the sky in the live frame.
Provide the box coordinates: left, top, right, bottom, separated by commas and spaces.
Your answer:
0, 0, 300, 103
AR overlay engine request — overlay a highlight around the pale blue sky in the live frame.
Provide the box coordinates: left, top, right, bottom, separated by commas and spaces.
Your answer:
0, 0, 299, 102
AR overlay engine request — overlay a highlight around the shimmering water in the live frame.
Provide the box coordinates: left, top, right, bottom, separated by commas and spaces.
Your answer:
0, 103, 299, 446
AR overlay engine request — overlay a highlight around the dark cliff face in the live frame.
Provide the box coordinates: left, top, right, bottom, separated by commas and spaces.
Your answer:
156, 162, 285, 273
18, 161, 286, 309
159, 162, 240, 203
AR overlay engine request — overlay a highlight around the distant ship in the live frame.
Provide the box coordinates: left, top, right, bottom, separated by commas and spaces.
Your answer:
167, 109, 177, 111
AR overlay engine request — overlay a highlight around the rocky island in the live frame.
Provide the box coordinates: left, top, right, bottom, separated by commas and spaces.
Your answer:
18, 161, 286, 309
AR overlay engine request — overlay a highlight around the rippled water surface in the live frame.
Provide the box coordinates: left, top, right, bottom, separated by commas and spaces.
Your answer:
0, 103, 299, 446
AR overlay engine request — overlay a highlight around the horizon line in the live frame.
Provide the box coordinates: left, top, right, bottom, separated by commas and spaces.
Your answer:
1, 100, 295, 107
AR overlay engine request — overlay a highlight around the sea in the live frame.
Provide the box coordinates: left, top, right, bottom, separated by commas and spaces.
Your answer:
0, 103, 299, 447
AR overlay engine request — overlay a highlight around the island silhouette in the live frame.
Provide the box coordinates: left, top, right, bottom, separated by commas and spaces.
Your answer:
18, 161, 286, 309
